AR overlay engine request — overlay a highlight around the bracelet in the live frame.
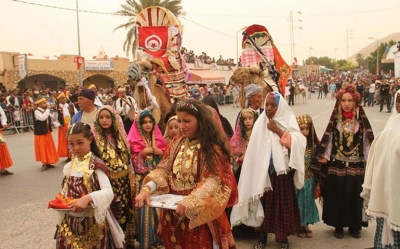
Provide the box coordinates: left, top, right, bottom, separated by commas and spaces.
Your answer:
140, 186, 152, 194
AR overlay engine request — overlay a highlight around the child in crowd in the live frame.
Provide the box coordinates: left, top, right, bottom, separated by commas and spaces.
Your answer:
230, 108, 259, 181
33, 98, 58, 171
53, 122, 124, 249
295, 114, 321, 239
128, 110, 167, 249
163, 115, 179, 144
13, 105, 21, 128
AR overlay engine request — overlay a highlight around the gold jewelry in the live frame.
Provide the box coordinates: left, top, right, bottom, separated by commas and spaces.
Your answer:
172, 138, 201, 189
62, 152, 93, 195
166, 212, 185, 243
140, 185, 152, 194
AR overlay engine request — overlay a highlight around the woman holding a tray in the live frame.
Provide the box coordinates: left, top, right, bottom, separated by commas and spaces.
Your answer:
135, 99, 238, 249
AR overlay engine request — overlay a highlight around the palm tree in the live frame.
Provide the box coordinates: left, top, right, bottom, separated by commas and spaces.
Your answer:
114, 0, 185, 58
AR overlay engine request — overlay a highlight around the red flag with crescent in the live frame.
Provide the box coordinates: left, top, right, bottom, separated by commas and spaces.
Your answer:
74, 56, 84, 70
138, 26, 168, 58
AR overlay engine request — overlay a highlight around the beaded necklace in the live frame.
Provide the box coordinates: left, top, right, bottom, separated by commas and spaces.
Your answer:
338, 107, 357, 150
172, 138, 201, 189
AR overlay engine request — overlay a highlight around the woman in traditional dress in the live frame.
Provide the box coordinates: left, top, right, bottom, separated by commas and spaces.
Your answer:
295, 114, 320, 238
317, 84, 374, 239
128, 110, 167, 249
135, 99, 238, 249
55, 122, 124, 249
92, 105, 137, 249
231, 92, 306, 249
361, 90, 400, 249
0, 106, 13, 175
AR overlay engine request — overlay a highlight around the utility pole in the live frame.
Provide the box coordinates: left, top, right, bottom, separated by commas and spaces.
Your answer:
76, 0, 83, 86
289, 11, 302, 66
346, 29, 353, 60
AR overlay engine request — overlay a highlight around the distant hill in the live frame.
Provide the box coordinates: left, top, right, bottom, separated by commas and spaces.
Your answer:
347, 32, 400, 64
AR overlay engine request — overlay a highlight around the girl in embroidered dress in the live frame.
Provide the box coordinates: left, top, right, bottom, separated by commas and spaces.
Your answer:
317, 84, 374, 239
231, 92, 306, 249
295, 114, 320, 239
230, 108, 259, 182
93, 106, 137, 249
55, 122, 124, 249
128, 110, 167, 249
361, 90, 400, 249
135, 99, 238, 249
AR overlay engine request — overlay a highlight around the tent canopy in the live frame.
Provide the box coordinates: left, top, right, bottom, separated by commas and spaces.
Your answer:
187, 69, 225, 84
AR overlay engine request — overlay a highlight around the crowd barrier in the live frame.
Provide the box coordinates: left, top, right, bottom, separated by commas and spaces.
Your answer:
2, 107, 35, 134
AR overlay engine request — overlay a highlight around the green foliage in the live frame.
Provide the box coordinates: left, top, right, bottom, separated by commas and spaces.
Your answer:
355, 53, 367, 68
365, 40, 396, 74
114, 0, 185, 57
304, 56, 355, 71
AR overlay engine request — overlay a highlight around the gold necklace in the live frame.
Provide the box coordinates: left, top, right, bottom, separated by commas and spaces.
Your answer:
338, 108, 356, 150
165, 212, 185, 243
62, 152, 93, 195
172, 138, 201, 189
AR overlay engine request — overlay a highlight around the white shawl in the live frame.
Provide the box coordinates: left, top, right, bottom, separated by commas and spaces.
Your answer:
361, 90, 400, 246
230, 92, 306, 227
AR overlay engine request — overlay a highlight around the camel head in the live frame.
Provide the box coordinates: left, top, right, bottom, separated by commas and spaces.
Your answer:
231, 66, 270, 108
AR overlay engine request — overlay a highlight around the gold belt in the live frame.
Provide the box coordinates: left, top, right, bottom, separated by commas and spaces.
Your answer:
110, 169, 129, 179
333, 154, 365, 163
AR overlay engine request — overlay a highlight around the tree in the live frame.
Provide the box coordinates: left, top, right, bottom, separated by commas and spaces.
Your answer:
355, 53, 367, 68
305, 56, 334, 69
114, 0, 185, 57
365, 40, 396, 74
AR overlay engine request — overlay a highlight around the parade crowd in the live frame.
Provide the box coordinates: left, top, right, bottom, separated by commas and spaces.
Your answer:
0, 69, 399, 249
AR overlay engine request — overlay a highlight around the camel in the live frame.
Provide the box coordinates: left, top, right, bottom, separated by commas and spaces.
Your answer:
230, 66, 274, 109
294, 84, 307, 104
127, 59, 172, 132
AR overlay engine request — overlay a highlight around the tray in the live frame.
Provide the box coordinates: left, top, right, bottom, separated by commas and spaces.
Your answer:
148, 194, 186, 210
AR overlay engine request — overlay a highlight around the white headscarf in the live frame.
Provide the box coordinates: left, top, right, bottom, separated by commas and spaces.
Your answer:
361, 89, 400, 246
230, 92, 306, 227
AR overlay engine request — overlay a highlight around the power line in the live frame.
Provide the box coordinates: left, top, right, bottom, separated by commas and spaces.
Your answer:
11, 0, 117, 15
186, 6, 400, 18
180, 17, 236, 39
11, 0, 237, 39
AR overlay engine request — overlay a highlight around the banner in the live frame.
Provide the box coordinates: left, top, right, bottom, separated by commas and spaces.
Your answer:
138, 26, 168, 58
84, 60, 114, 71
18, 54, 28, 79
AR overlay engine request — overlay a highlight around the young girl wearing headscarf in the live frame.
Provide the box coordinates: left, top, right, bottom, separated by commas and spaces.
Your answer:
317, 84, 374, 239
92, 105, 137, 249
295, 114, 320, 239
128, 110, 167, 249
231, 92, 306, 249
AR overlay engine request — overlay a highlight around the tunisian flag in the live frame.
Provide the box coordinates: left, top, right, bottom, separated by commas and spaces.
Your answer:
138, 26, 168, 58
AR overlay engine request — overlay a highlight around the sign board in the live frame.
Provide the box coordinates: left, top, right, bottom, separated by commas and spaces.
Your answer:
18, 54, 28, 79
85, 60, 114, 71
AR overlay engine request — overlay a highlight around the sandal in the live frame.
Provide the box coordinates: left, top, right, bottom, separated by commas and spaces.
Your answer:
305, 229, 313, 238
252, 241, 266, 249
281, 242, 291, 249
297, 228, 306, 238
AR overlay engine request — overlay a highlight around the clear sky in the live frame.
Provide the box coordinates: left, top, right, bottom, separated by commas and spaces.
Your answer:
1, 0, 399, 64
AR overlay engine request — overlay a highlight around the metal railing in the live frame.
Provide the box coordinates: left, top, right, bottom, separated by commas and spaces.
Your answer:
2, 107, 35, 134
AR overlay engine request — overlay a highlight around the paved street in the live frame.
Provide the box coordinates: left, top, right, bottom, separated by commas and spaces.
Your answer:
0, 93, 391, 249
